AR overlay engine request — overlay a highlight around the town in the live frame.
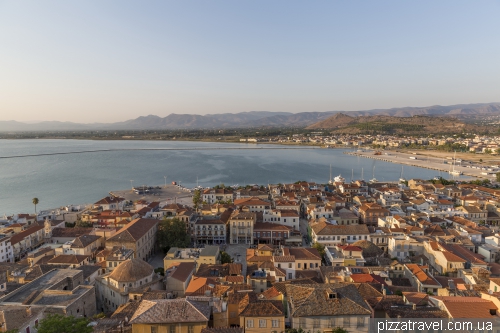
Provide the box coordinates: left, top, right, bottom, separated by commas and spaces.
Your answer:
2, 174, 500, 332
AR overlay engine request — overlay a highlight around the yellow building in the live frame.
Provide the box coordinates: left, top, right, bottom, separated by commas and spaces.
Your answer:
239, 300, 285, 333
130, 299, 210, 333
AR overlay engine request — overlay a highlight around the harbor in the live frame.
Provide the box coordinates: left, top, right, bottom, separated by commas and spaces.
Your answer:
344, 150, 497, 180
344, 150, 496, 180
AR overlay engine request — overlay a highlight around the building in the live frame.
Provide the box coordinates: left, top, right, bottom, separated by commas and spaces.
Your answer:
0, 236, 13, 263
163, 247, 202, 269
193, 216, 226, 245
128, 298, 210, 333
311, 222, 370, 246
262, 209, 299, 231
0, 268, 96, 318
10, 225, 45, 260
233, 197, 271, 212
203, 189, 234, 204
96, 246, 135, 273
239, 300, 285, 333
404, 264, 441, 294
105, 218, 158, 261
165, 262, 196, 297
253, 223, 293, 245
288, 248, 322, 271
93, 196, 125, 211
358, 203, 390, 227
95, 258, 163, 313
229, 210, 256, 245
286, 283, 372, 332
199, 246, 221, 265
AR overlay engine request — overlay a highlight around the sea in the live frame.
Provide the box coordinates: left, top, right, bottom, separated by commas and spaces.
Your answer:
0, 139, 442, 214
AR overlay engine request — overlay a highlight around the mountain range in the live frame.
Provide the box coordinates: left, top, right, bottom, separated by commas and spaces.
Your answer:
1, 103, 499, 132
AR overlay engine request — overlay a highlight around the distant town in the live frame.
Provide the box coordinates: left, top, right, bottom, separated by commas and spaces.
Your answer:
3, 170, 500, 331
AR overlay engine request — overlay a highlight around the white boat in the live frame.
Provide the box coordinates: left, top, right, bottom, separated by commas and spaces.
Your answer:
333, 175, 345, 183
449, 151, 462, 176
369, 166, 377, 183
399, 166, 406, 183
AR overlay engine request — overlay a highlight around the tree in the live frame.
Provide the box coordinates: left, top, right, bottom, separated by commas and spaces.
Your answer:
331, 328, 349, 333
220, 251, 233, 264
37, 314, 92, 333
312, 242, 326, 259
157, 217, 190, 252
32, 197, 39, 214
192, 189, 201, 211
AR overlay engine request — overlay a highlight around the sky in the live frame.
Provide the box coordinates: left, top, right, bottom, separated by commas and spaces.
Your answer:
1, 1, 500, 123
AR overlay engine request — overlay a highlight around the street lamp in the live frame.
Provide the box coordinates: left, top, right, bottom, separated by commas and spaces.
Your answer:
164, 176, 167, 188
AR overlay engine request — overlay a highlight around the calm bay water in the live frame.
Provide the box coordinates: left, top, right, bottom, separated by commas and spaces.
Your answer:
0, 139, 440, 214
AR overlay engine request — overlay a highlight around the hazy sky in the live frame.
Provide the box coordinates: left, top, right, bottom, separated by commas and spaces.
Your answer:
1, 1, 500, 123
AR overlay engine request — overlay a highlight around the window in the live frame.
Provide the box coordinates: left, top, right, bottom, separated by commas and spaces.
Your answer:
357, 317, 365, 327
343, 317, 350, 327
288, 273, 292, 279
288, 263, 292, 268
169, 325, 176, 333
313, 318, 320, 328
151, 326, 158, 333
298, 263, 301, 268
188, 325, 194, 333
330, 318, 336, 327
272, 320, 280, 328
246, 319, 254, 328
259, 319, 267, 328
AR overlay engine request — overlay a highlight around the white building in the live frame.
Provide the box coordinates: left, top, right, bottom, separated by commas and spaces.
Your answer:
262, 209, 300, 231
0, 235, 13, 263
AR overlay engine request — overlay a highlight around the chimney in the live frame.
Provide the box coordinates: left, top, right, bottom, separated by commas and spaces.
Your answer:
412, 303, 416, 311
26, 306, 32, 317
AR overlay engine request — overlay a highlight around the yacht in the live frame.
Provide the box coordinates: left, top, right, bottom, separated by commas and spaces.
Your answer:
369, 166, 377, 183
333, 175, 345, 183
399, 166, 406, 183
449, 151, 463, 176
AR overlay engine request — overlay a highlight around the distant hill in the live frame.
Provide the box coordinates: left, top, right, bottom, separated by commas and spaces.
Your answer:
0, 102, 499, 131
306, 114, 470, 134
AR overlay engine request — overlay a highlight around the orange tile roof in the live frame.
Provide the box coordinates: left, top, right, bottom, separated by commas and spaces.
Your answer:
406, 264, 440, 286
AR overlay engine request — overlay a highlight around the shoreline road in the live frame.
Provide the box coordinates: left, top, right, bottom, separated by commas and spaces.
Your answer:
345, 151, 497, 180
110, 184, 194, 206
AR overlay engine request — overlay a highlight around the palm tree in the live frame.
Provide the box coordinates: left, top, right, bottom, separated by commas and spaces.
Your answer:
32, 197, 39, 214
